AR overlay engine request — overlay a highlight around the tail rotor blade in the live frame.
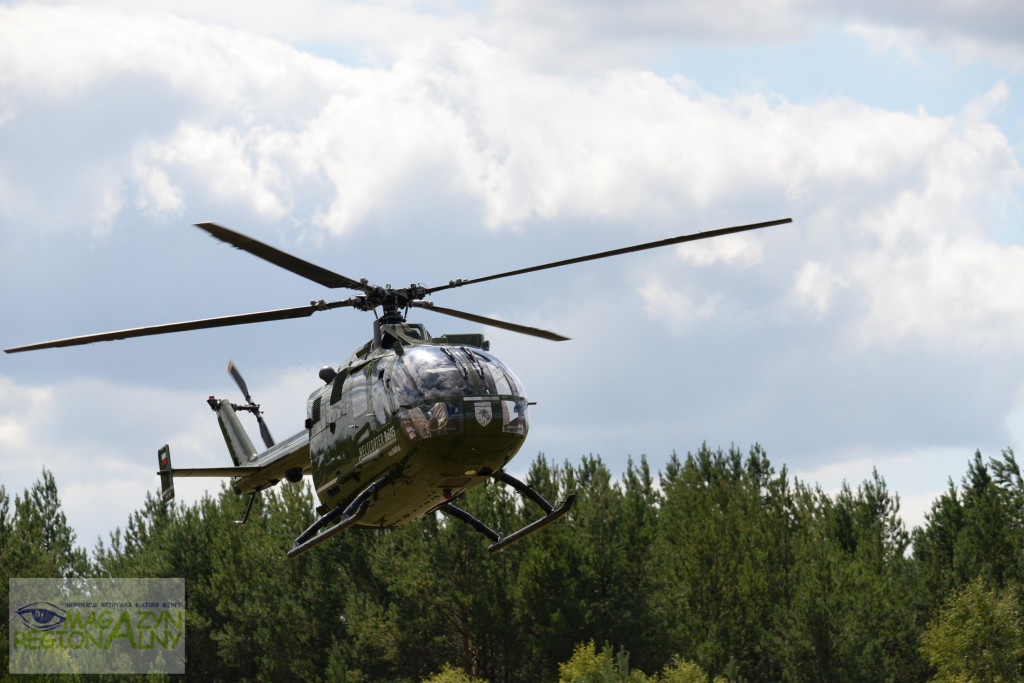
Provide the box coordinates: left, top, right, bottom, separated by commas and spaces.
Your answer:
228, 361, 252, 402
227, 361, 275, 448
256, 415, 274, 449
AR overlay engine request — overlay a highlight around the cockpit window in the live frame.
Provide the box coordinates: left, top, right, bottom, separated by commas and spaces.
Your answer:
390, 347, 478, 404
468, 348, 525, 397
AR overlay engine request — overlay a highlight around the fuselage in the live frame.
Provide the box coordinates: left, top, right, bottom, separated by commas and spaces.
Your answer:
305, 329, 530, 528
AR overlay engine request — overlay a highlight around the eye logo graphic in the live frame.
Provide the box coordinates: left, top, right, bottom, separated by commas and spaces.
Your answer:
15, 602, 67, 632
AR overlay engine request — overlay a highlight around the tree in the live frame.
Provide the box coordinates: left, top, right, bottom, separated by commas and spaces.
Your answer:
0, 469, 89, 578
554, 642, 720, 683
775, 473, 921, 681
920, 577, 1024, 682
556, 641, 649, 683
912, 449, 1024, 632
956, 452, 1021, 587
0, 470, 91, 677
421, 663, 489, 683
656, 444, 796, 680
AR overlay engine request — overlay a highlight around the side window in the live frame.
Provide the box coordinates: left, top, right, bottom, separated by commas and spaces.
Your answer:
371, 365, 391, 426
330, 368, 350, 405
343, 368, 369, 417
483, 358, 513, 395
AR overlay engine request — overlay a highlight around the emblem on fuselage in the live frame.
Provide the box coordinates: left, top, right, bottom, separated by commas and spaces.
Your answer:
474, 401, 493, 427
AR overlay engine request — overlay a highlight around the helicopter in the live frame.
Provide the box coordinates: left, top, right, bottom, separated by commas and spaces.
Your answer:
6, 217, 791, 557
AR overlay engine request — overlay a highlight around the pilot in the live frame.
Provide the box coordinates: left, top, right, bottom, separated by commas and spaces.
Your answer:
427, 402, 449, 434
406, 406, 429, 439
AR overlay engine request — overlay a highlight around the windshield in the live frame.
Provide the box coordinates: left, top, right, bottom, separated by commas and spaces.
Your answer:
390, 346, 478, 405
388, 345, 527, 408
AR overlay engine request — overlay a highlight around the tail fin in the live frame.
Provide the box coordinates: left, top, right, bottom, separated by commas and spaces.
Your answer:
208, 397, 258, 466
157, 444, 174, 502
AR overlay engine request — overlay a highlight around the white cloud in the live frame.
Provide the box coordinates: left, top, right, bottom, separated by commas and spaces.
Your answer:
0, 376, 53, 456
0, 373, 226, 549
0, 5, 343, 107
485, 0, 807, 70
788, 85, 1024, 351
91, 172, 126, 238
0, 4, 347, 233
4, 6, 1020, 344
793, 261, 848, 315
134, 160, 185, 216
853, 237, 1024, 351
28, 0, 477, 57
16, 0, 1024, 78
839, 2, 1024, 69
139, 124, 292, 218
638, 280, 720, 334
3, 4, 1018, 241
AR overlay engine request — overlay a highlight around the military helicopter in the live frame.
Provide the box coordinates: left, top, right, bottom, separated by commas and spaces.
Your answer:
6, 217, 791, 557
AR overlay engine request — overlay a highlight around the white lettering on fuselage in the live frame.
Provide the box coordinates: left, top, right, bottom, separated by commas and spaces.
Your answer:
358, 426, 397, 462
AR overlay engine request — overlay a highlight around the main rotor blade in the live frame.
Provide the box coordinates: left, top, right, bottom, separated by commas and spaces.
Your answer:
427, 218, 792, 294
5, 299, 358, 353
195, 222, 371, 292
411, 301, 569, 341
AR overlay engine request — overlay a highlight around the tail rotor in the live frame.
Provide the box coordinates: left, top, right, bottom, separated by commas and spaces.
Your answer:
228, 361, 275, 448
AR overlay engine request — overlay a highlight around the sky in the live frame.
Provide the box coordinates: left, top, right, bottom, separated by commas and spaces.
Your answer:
2, 0, 1024, 551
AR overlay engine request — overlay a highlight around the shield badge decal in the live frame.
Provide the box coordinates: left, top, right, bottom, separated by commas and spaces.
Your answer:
474, 401, 493, 427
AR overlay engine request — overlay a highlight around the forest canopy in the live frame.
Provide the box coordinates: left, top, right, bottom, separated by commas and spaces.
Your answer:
2, 444, 1023, 682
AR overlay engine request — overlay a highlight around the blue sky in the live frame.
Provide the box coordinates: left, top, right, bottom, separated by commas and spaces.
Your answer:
2, 0, 1023, 550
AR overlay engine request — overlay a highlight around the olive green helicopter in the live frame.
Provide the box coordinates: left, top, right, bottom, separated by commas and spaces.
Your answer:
6, 218, 791, 557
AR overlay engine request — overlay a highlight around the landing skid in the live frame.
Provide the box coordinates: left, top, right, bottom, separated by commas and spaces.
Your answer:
286, 470, 573, 558
287, 474, 393, 558
442, 470, 576, 553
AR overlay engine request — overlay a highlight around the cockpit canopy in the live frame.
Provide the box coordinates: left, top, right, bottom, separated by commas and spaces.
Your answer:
390, 345, 525, 404
309, 343, 529, 443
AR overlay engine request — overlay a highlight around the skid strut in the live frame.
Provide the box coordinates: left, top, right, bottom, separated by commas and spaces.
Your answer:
287, 474, 393, 558
234, 493, 257, 525
442, 470, 576, 553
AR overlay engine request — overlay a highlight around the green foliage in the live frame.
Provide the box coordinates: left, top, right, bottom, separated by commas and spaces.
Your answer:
1, 469, 91, 677
1, 469, 89, 578
658, 656, 718, 683
772, 471, 921, 681
422, 663, 489, 683
4, 446, 1024, 682
657, 444, 806, 679
557, 641, 649, 683
556, 643, 717, 683
920, 577, 1024, 682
